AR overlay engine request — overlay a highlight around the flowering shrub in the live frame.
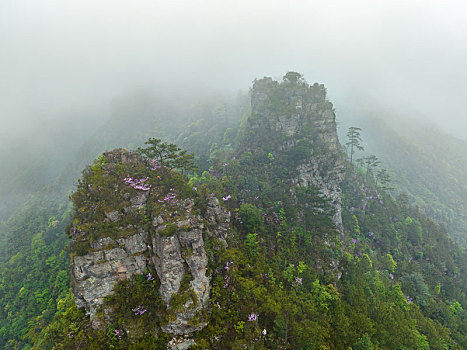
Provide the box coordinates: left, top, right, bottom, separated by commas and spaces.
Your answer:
123, 177, 151, 191
132, 305, 147, 315
114, 329, 123, 339
157, 189, 178, 204
248, 313, 258, 322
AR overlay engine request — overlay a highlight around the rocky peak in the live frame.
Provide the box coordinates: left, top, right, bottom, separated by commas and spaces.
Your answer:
244, 73, 346, 229
70, 149, 229, 348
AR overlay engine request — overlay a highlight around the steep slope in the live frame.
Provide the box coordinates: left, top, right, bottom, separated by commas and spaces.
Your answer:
69, 149, 229, 349
340, 113, 467, 247
238, 74, 346, 229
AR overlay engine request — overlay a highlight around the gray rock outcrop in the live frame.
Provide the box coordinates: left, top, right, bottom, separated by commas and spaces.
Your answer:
72, 232, 149, 324
246, 76, 346, 230
70, 149, 230, 348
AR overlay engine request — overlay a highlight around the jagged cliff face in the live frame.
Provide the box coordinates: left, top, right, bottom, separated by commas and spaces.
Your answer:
242, 75, 346, 229
70, 149, 229, 349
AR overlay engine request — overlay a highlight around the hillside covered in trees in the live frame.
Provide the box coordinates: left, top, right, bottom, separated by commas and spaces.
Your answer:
0, 74, 465, 349
340, 114, 467, 248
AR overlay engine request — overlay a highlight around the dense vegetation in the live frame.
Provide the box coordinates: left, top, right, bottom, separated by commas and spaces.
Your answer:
29, 135, 467, 349
0, 74, 465, 349
342, 114, 467, 248
0, 185, 71, 348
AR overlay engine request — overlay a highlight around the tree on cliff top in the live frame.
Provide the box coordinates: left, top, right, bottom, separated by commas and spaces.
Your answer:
283, 71, 305, 85
137, 138, 196, 173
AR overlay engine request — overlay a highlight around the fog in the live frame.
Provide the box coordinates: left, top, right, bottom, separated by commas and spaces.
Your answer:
1, 0, 467, 142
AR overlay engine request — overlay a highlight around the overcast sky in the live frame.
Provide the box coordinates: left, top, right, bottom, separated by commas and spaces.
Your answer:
1, 0, 467, 140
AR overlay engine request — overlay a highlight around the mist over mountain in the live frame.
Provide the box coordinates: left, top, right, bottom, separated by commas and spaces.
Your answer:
2, 0, 467, 142
336, 104, 467, 247
0, 73, 465, 349
1, 1, 467, 349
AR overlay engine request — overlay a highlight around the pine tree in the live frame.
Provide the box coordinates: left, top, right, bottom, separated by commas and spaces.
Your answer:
375, 168, 392, 190
346, 127, 364, 165
363, 155, 380, 181
137, 138, 196, 173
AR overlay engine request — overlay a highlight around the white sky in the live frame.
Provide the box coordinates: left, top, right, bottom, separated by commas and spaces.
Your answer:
1, 0, 467, 139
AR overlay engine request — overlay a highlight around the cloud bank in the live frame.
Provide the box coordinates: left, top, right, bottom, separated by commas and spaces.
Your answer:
1, 0, 466, 139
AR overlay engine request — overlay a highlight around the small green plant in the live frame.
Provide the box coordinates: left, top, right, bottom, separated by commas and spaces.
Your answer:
234, 321, 245, 333
158, 222, 179, 236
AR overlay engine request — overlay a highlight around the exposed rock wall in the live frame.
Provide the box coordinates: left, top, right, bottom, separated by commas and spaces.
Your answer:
72, 232, 150, 322
247, 76, 346, 229
70, 149, 229, 348
151, 200, 210, 336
